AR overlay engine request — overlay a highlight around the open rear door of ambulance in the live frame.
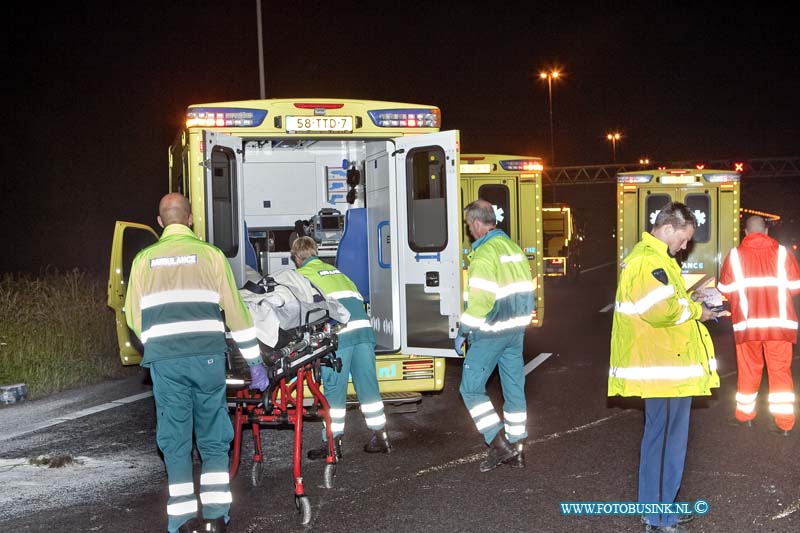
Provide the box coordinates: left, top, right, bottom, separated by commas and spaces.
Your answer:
202, 131, 248, 288
393, 130, 461, 357
107, 221, 160, 365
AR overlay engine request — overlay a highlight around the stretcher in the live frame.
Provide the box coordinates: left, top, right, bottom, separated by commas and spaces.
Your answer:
225, 272, 348, 525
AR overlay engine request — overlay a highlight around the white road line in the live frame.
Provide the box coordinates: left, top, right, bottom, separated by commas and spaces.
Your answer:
524, 352, 553, 375
599, 303, 615, 313
581, 261, 616, 274
772, 498, 800, 520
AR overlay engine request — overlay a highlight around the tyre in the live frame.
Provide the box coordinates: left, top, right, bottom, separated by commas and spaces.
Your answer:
296, 495, 312, 525
323, 463, 336, 489
251, 460, 265, 487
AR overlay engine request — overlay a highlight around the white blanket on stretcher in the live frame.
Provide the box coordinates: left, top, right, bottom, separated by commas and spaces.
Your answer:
239, 269, 350, 348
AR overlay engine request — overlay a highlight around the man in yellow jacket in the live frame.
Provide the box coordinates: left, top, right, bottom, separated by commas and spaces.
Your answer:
609, 202, 723, 533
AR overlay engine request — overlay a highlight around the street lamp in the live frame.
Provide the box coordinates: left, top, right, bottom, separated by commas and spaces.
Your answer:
539, 69, 560, 166
606, 132, 621, 163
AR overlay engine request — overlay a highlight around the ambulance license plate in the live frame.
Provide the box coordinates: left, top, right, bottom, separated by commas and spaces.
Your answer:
285, 116, 353, 133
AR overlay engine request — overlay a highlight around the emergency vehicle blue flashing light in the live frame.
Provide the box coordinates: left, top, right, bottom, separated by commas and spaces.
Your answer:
703, 173, 740, 183
618, 174, 652, 183
367, 109, 440, 128
186, 108, 268, 128
499, 160, 544, 171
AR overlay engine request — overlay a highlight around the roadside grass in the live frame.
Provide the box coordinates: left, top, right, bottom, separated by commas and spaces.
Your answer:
0, 269, 136, 399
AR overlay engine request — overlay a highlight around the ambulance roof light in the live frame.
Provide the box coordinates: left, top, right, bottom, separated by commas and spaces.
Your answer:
704, 172, 741, 183
293, 103, 344, 109
185, 107, 268, 128
367, 108, 440, 128
617, 174, 652, 183
499, 160, 544, 171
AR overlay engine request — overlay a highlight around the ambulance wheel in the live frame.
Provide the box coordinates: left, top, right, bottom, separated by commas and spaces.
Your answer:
295, 495, 312, 525
251, 460, 265, 487
323, 463, 336, 489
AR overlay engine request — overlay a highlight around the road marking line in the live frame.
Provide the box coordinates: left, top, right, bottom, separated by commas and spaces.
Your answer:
525, 353, 553, 375
772, 498, 800, 520
581, 261, 615, 274
599, 303, 615, 313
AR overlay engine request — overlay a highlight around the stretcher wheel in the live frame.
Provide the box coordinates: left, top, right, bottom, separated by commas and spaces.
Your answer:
323, 463, 336, 489
251, 460, 265, 487
295, 495, 312, 525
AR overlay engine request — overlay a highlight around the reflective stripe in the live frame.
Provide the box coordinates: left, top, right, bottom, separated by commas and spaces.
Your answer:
231, 327, 257, 343
141, 320, 224, 342
199, 491, 232, 504
331, 422, 345, 432
737, 401, 757, 414
141, 289, 219, 309
340, 319, 372, 333
200, 472, 229, 485
778, 246, 788, 322
365, 414, 386, 427
732, 318, 798, 332
500, 254, 524, 263
503, 411, 527, 423
728, 248, 749, 319
169, 482, 195, 497
167, 499, 198, 516
475, 412, 501, 430
708, 358, 717, 371
329, 408, 347, 418
496, 281, 535, 299
610, 365, 705, 380
768, 392, 796, 403
469, 401, 495, 418
469, 277, 499, 293
769, 404, 794, 415
615, 284, 676, 316
505, 423, 526, 436
736, 392, 758, 403
675, 298, 691, 325
461, 313, 487, 328
327, 290, 364, 301
360, 401, 384, 414
478, 314, 531, 332
239, 345, 261, 361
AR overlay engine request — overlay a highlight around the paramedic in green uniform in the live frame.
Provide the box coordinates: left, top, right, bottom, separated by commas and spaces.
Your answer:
291, 236, 391, 458
125, 193, 268, 533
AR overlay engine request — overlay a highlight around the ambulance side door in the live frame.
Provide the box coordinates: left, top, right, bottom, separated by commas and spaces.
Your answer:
107, 221, 159, 365
203, 131, 247, 288
393, 130, 461, 357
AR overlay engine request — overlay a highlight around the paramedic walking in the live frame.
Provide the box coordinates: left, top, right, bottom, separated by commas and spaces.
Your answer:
125, 193, 268, 533
457, 199, 534, 473
609, 202, 722, 532
291, 236, 391, 458
718, 215, 800, 435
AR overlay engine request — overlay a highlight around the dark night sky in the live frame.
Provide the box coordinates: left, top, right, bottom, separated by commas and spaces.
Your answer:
3, 1, 799, 273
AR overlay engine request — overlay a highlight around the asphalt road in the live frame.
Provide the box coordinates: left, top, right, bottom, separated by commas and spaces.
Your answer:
1, 265, 798, 532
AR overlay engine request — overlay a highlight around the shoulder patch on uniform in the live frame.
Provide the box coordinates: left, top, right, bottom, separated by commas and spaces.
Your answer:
651, 268, 668, 285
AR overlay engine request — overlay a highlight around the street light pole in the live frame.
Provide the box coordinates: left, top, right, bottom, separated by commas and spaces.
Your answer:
539, 70, 560, 166
256, 0, 266, 99
606, 132, 621, 163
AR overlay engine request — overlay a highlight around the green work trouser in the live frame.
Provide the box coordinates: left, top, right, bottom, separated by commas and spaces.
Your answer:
321, 341, 385, 439
149, 354, 233, 533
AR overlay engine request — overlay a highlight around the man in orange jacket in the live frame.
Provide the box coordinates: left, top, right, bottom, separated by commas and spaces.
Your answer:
718, 215, 800, 436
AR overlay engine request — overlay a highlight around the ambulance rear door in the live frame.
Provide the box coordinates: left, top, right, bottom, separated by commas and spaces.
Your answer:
203, 131, 248, 288
640, 187, 717, 287
393, 131, 461, 357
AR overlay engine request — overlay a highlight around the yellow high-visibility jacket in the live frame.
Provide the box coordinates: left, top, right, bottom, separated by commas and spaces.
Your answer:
608, 232, 719, 398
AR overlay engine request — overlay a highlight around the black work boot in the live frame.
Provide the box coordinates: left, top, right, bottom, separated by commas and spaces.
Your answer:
199, 517, 226, 533
364, 429, 392, 453
479, 432, 518, 473
177, 518, 201, 533
507, 440, 525, 468
307, 436, 342, 461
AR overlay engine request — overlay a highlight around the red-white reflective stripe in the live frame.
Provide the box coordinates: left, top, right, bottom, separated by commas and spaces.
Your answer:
728, 245, 794, 332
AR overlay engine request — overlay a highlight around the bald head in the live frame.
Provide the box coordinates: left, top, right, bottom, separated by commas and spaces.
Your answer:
157, 193, 192, 228
745, 215, 767, 235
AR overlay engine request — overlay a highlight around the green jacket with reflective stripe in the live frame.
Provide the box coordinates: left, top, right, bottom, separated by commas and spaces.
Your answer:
125, 224, 260, 366
608, 231, 719, 398
459, 229, 535, 338
297, 257, 375, 348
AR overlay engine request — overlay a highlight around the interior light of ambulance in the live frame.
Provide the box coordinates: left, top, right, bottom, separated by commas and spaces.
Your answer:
460, 163, 492, 173
660, 175, 697, 184
367, 108, 440, 128
185, 108, 267, 128
618, 174, 652, 183
500, 160, 544, 171
704, 173, 740, 183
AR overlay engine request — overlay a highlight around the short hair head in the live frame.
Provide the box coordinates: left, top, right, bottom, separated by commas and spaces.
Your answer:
745, 215, 767, 234
158, 193, 191, 227
463, 199, 496, 226
290, 236, 318, 264
653, 202, 697, 231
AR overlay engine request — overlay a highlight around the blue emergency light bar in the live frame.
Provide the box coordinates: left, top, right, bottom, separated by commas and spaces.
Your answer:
186, 108, 268, 128
367, 109, 440, 128
703, 173, 740, 183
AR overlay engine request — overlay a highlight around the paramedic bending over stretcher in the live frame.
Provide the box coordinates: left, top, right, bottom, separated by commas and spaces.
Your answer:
291, 236, 392, 459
